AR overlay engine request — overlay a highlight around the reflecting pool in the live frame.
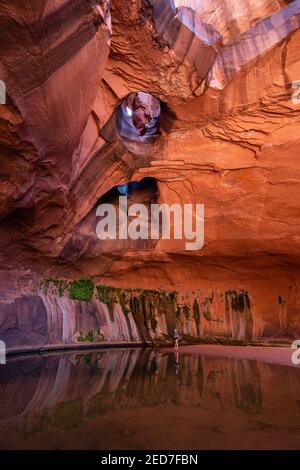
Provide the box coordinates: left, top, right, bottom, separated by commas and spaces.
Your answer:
0, 348, 300, 449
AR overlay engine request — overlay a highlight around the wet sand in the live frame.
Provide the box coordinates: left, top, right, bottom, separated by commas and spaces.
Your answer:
162, 344, 300, 368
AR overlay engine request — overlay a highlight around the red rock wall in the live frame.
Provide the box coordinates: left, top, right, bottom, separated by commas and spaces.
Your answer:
0, 1, 300, 347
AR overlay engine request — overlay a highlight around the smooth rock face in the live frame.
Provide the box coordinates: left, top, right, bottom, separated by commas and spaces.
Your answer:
0, 281, 299, 352
0, 0, 300, 348
0, 0, 111, 249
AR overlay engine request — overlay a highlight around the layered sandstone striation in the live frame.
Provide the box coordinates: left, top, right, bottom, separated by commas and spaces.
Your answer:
0, 0, 300, 349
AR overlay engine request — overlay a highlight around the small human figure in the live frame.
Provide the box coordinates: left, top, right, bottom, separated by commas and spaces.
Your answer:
174, 328, 179, 350
174, 350, 179, 375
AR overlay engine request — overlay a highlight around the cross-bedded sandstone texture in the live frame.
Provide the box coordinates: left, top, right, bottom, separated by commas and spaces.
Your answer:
0, 1, 300, 349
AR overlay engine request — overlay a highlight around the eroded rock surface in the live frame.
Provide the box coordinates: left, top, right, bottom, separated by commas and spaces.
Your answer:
0, 0, 300, 348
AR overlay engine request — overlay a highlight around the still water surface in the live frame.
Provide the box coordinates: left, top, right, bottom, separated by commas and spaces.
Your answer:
0, 347, 300, 449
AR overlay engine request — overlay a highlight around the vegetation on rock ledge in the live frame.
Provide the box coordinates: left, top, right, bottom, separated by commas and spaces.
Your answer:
69, 278, 95, 302
39, 278, 254, 343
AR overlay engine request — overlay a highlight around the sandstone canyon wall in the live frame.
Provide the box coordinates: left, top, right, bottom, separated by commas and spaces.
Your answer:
0, 0, 300, 351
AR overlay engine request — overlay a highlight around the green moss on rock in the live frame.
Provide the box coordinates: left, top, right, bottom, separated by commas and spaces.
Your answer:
69, 278, 94, 301
77, 330, 85, 342
96, 285, 119, 304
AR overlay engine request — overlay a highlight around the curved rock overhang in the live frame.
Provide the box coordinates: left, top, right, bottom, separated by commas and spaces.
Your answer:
0, 0, 299, 311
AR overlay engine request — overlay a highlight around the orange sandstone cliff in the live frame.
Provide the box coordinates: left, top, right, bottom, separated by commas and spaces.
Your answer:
0, 0, 300, 350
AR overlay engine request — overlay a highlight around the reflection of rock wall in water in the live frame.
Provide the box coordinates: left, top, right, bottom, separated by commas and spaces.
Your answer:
0, 349, 300, 449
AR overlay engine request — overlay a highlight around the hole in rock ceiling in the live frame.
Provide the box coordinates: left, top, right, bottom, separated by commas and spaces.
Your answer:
99, 177, 159, 205
174, 0, 206, 7
96, 178, 160, 250
173, 0, 198, 7
117, 92, 161, 143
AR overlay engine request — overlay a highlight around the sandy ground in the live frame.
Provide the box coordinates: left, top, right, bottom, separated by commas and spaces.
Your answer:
161, 344, 300, 368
